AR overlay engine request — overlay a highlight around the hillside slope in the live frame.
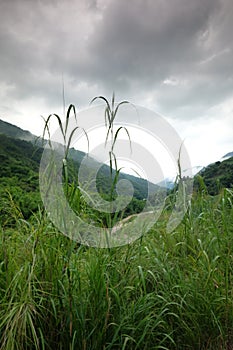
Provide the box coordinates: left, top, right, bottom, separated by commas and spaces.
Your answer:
0, 119, 36, 142
0, 131, 160, 225
195, 156, 233, 195
0, 118, 160, 197
0, 134, 42, 223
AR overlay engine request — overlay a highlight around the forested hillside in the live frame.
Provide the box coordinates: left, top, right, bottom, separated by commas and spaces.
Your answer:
0, 119, 36, 141
0, 130, 157, 226
0, 134, 42, 224
195, 156, 233, 194
1, 118, 232, 228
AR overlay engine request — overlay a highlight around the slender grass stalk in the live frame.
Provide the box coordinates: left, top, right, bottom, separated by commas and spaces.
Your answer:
91, 93, 131, 230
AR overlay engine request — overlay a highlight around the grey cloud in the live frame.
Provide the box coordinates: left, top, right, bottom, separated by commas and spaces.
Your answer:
87, 0, 220, 84
0, 0, 101, 105
0, 0, 233, 120
84, 0, 233, 117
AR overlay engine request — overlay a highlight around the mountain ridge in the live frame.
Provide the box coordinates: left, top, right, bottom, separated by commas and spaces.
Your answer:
1, 118, 232, 196
0, 118, 37, 142
0, 118, 160, 200
222, 151, 233, 159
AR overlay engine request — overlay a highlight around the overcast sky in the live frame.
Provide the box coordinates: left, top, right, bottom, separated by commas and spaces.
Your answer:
0, 0, 233, 168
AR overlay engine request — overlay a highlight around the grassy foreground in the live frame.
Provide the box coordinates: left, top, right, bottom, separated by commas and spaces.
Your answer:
0, 188, 233, 349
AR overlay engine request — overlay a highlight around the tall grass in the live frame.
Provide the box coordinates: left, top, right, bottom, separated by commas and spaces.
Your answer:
91, 93, 131, 229
0, 187, 233, 349
0, 101, 233, 349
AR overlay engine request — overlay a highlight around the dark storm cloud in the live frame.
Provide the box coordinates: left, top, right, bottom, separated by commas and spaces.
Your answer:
89, 0, 217, 82
0, 0, 233, 117
87, 0, 233, 116
0, 0, 100, 107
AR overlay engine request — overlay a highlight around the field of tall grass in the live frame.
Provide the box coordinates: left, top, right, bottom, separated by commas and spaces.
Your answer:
0, 100, 233, 349
0, 187, 232, 349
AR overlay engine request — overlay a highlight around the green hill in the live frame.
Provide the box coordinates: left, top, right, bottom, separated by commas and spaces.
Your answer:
0, 119, 162, 225
0, 119, 36, 141
195, 156, 233, 195
0, 118, 159, 198
0, 134, 42, 224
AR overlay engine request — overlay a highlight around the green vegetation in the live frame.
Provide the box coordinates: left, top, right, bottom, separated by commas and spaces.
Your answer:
0, 134, 42, 225
0, 103, 233, 349
195, 158, 233, 195
0, 116, 160, 227
0, 119, 36, 141
0, 187, 233, 349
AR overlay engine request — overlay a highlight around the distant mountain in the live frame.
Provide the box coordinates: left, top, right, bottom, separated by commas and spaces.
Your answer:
157, 177, 175, 190
159, 155, 233, 195
1, 118, 232, 198
0, 119, 160, 202
158, 165, 204, 189
182, 165, 204, 177
222, 151, 233, 160
0, 119, 37, 142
